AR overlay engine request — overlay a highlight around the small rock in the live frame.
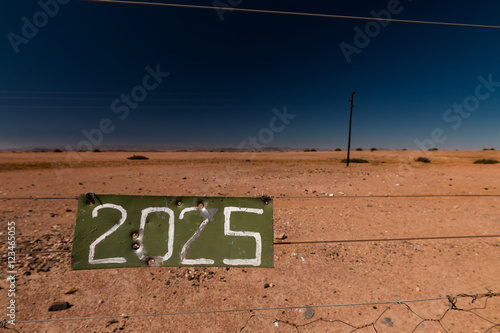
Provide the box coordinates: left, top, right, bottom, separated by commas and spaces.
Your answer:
48, 302, 71, 312
105, 319, 119, 328
263, 283, 270, 289
275, 233, 287, 240
416, 286, 420, 292
304, 306, 315, 319
64, 288, 78, 295
329, 193, 333, 197
381, 317, 394, 327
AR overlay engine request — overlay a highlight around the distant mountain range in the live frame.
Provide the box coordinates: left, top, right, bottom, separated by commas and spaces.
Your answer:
1, 145, 329, 152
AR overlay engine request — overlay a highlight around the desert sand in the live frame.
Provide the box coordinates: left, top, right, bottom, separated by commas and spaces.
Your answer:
1, 150, 499, 332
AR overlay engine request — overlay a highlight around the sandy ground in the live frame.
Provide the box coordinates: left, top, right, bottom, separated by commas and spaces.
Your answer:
0, 150, 499, 332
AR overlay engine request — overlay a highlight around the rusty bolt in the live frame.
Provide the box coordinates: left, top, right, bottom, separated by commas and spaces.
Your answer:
147, 258, 155, 266
264, 201, 269, 205
176, 201, 182, 206
197, 202, 204, 210
131, 232, 139, 239
132, 243, 140, 250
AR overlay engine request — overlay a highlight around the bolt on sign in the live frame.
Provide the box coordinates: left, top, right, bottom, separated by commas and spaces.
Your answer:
71, 194, 273, 270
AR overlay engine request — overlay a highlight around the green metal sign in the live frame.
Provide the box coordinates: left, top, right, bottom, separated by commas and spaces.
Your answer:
71, 194, 273, 270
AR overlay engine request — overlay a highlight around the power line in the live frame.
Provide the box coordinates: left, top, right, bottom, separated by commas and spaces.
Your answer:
0, 91, 121, 95
82, 0, 500, 30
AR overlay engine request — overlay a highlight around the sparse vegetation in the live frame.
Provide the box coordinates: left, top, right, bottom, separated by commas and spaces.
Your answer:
53, 149, 63, 152
370, 147, 377, 152
428, 148, 438, 151
334, 148, 342, 151
415, 157, 431, 163
303, 149, 317, 152
402, 148, 407, 151
92, 148, 101, 152
491, 148, 495, 150
341, 158, 368, 163
474, 159, 499, 164
127, 155, 149, 160
355, 148, 363, 151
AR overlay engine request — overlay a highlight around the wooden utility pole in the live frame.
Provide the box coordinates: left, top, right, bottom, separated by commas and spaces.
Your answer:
346, 91, 356, 167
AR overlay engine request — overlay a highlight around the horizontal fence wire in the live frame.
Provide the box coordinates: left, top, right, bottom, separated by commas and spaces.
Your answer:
274, 234, 500, 245
8, 296, 452, 323
6, 234, 500, 257
5, 292, 499, 332
1, 194, 500, 201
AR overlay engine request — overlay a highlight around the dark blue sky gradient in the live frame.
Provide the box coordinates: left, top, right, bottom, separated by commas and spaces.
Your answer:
1, 0, 499, 150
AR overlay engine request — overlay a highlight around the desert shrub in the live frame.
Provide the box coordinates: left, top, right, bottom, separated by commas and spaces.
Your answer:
304, 149, 310, 152
491, 148, 496, 150
355, 148, 363, 151
92, 148, 101, 152
474, 159, 499, 164
334, 148, 342, 151
402, 148, 407, 151
428, 148, 438, 151
127, 155, 149, 160
370, 147, 377, 152
482, 148, 489, 150
53, 149, 63, 152
415, 156, 430, 163
310, 148, 317, 152
341, 158, 368, 163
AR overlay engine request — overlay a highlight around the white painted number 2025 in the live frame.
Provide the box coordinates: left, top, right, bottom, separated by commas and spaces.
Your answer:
88, 204, 264, 266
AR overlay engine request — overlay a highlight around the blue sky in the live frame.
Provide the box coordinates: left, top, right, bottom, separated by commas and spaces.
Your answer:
1, 0, 499, 150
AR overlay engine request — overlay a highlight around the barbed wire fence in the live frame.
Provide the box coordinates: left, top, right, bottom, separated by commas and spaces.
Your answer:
1, 195, 500, 332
